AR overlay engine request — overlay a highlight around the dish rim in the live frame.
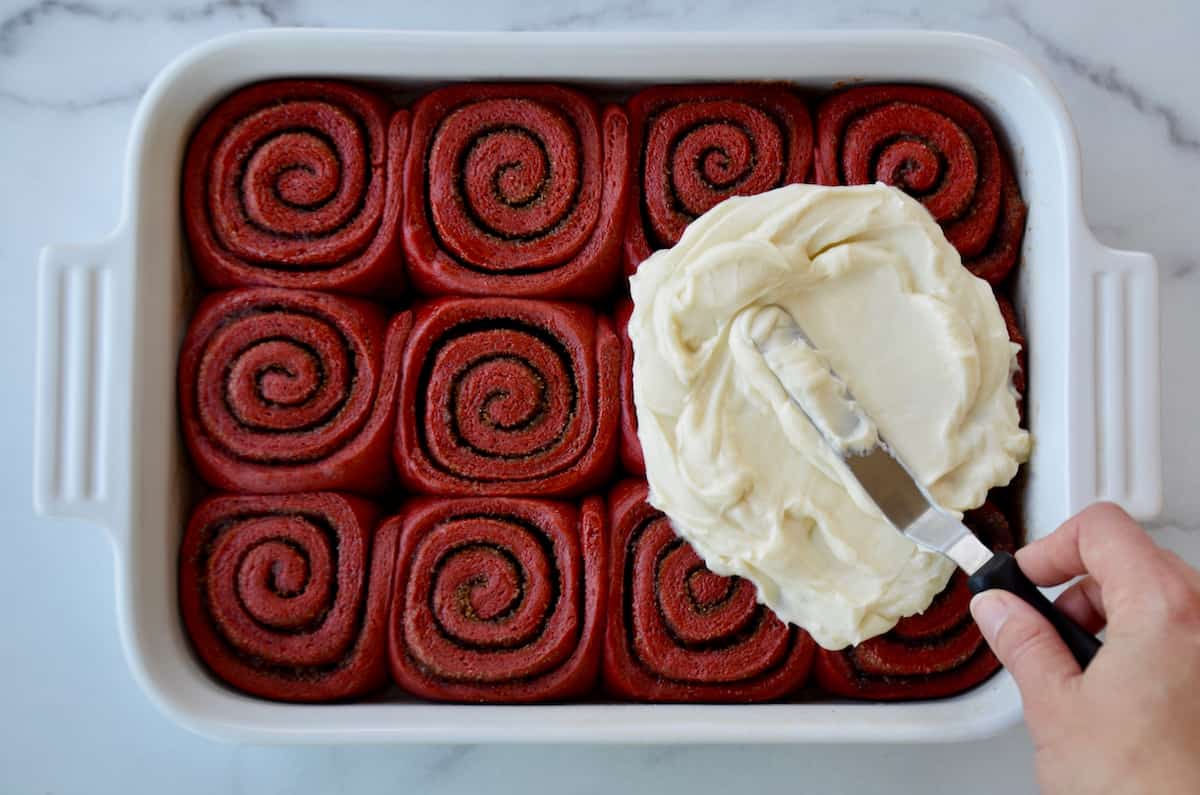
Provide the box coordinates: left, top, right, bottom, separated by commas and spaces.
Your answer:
31, 27, 1161, 744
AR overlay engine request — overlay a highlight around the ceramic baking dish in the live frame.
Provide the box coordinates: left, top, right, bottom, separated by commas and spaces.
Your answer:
32, 29, 1161, 743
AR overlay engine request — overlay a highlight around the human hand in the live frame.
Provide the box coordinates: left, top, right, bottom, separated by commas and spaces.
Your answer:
969, 503, 1200, 794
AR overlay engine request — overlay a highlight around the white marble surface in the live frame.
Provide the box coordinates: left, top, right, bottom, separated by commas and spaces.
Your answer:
2, 1, 1198, 792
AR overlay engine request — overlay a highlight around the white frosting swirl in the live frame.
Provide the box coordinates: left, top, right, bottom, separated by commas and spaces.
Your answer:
628, 183, 1031, 650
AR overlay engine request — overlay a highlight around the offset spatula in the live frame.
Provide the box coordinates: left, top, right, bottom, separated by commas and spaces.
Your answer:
755, 310, 1100, 669
839, 442, 1100, 668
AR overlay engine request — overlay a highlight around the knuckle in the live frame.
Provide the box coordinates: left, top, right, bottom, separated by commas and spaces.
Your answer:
1161, 579, 1200, 627
1084, 501, 1130, 523
1124, 557, 1200, 630
1163, 550, 1200, 586
1078, 501, 1133, 538
1162, 550, 1186, 567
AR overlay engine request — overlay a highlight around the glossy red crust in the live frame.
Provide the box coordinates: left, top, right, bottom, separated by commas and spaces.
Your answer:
624, 84, 814, 273
996, 292, 1027, 399
814, 501, 1014, 701
966, 161, 1028, 283
387, 496, 607, 702
615, 299, 645, 474
178, 288, 408, 494
178, 492, 396, 702
394, 297, 619, 497
603, 480, 816, 702
815, 85, 1026, 283
183, 80, 406, 295
401, 84, 630, 299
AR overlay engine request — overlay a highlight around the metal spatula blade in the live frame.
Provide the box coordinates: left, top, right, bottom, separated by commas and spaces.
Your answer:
754, 308, 1101, 668
842, 444, 993, 575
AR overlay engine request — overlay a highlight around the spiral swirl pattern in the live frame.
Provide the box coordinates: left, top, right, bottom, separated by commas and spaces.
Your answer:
814, 501, 1015, 700
623, 85, 814, 273
387, 497, 606, 702
603, 481, 815, 702
402, 84, 629, 299
179, 288, 408, 494
615, 299, 644, 475
183, 80, 407, 295
394, 297, 619, 497
815, 85, 1027, 283
178, 492, 394, 702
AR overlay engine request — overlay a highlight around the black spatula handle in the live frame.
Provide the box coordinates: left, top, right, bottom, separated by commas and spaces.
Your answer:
967, 551, 1101, 669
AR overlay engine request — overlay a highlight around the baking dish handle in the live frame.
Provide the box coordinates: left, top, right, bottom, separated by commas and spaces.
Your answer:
1074, 237, 1162, 520
33, 233, 130, 529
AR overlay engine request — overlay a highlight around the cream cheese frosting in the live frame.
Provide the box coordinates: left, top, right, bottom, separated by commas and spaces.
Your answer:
627, 182, 1031, 650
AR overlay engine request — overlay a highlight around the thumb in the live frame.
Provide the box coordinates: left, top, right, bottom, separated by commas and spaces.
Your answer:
970, 590, 1081, 711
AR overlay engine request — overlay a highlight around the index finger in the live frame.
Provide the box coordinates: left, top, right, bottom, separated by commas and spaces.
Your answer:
1015, 502, 1164, 606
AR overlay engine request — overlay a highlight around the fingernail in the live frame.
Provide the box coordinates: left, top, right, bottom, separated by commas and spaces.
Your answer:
970, 592, 1011, 642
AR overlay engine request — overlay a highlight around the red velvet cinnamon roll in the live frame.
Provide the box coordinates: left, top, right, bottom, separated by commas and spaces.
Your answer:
814, 501, 1014, 701
815, 85, 1026, 283
394, 297, 619, 497
615, 299, 644, 474
624, 84, 814, 273
179, 288, 408, 494
604, 480, 815, 702
179, 492, 396, 702
387, 496, 607, 702
183, 81, 406, 295
402, 84, 629, 299
996, 293, 1027, 399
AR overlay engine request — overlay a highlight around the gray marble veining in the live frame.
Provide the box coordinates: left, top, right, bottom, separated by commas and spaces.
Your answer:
998, 3, 1200, 153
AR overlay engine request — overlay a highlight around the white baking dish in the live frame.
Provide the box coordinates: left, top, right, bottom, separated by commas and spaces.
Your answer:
32, 29, 1161, 744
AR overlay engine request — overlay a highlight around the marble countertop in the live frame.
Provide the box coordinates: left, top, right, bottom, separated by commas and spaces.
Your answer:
2, 1, 1197, 792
